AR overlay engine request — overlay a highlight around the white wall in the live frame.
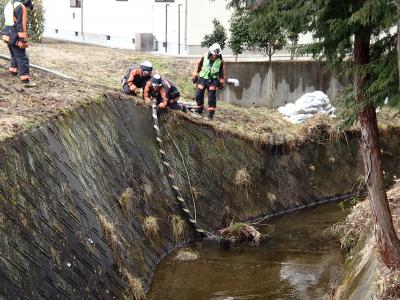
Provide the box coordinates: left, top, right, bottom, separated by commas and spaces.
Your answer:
151, 1, 188, 54
42, 0, 83, 40
187, 0, 231, 47
41, 0, 233, 53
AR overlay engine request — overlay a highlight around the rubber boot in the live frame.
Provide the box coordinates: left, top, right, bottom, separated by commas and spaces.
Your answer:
195, 107, 204, 115
21, 80, 37, 88
207, 110, 215, 120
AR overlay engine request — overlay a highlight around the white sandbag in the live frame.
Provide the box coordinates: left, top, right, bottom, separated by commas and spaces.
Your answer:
278, 91, 335, 123
278, 103, 297, 116
289, 114, 308, 123
295, 107, 321, 115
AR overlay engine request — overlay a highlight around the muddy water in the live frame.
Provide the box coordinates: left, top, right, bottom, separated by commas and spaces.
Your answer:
148, 202, 351, 300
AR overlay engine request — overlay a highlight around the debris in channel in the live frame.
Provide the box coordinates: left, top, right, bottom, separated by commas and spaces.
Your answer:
219, 222, 264, 247
174, 248, 200, 261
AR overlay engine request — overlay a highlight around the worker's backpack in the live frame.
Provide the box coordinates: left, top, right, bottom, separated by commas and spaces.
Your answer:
121, 63, 140, 85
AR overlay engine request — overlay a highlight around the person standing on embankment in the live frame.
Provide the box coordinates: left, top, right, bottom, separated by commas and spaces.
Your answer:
191, 42, 226, 120
1, 0, 35, 87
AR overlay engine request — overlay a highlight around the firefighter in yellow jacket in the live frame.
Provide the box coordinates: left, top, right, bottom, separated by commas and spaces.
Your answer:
1, 0, 35, 86
192, 43, 226, 119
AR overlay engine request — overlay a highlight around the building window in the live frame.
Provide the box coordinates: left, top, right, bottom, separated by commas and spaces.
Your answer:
132, 38, 135, 44
72, 12, 75, 19
55, 29, 58, 34
70, 0, 81, 8
106, 35, 111, 40
75, 31, 79, 36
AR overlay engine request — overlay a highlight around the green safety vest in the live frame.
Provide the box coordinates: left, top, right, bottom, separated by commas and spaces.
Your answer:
199, 55, 221, 79
4, 1, 22, 26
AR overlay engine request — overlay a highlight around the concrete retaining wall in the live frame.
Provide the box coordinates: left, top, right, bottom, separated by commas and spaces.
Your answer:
1, 96, 400, 299
221, 61, 346, 108
0, 98, 187, 299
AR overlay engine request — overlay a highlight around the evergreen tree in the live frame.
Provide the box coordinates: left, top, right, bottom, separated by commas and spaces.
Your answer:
229, 0, 400, 268
229, 9, 251, 60
0, 0, 44, 42
0, 0, 6, 28
201, 18, 227, 50
397, 0, 400, 86
249, 3, 287, 61
27, 0, 44, 42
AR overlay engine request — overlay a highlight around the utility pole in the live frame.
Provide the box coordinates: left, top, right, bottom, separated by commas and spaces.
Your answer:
80, 0, 84, 40
165, 4, 170, 53
178, 4, 182, 54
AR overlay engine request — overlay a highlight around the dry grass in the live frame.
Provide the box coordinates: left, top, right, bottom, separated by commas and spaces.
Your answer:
50, 245, 61, 271
220, 206, 234, 229
97, 211, 122, 268
174, 248, 199, 261
219, 222, 264, 245
234, 168, 251, 188
2, 40, 400, 147
119, 187, 135, 218
122, 268, 145, 300
378, 268, 400, 299
142, 216, 159, 241
190, 186, 203, 200
267, 192, 277, 205
170, 215, 186, 242
332, 181, 400, 298
331, 200, 373, 251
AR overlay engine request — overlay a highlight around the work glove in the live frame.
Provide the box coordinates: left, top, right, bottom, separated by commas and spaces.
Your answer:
159, 101, 168, 109
219, 79, 225, 90
16, 39, 28, 49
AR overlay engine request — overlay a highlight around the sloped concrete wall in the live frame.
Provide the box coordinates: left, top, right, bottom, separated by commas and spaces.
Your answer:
0, 98, 189, 299
161, 117, 400, 229
1, 96, 400, 299
221, 61, 346, 108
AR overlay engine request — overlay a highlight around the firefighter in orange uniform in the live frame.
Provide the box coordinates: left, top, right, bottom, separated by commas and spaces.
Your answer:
1, 0, 35, 86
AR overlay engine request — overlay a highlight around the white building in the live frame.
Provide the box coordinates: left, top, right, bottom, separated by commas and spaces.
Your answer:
42, 0, 232, 55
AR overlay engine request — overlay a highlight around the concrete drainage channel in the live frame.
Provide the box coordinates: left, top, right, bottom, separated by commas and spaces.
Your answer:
1, 95, 400, 299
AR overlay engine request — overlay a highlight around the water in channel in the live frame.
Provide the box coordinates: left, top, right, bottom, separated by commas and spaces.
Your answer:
148, 202, 352, 300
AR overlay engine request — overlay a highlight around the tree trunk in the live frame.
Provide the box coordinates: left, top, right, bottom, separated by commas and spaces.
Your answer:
397, 0, 400, 87
354, 26, 400, 268
267, 46, 272, 61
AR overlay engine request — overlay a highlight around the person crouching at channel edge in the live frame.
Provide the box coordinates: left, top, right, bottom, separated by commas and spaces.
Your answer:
122, 61, 153, 96
144, 74, 188, 112
1, 0, 35, 87
191, 43, 226, 119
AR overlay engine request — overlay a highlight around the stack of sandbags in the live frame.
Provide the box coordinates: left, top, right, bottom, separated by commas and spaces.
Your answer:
278, 91, 336, 123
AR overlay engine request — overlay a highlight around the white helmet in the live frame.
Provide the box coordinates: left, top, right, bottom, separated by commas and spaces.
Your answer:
209, 43, 222, 56
151, 74, 162, 88
140, 61, 153, 74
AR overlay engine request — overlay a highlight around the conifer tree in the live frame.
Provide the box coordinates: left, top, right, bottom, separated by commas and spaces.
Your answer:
229, 0, 400, 268
201, 18, 227, 50
397, 0, 400, 86
0, 0, 44, 42
229, 9, 251, 60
